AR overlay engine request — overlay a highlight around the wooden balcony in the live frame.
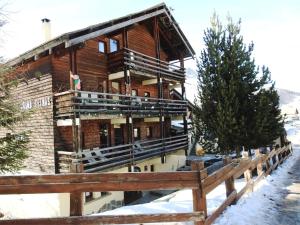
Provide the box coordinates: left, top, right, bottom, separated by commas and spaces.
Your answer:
54, 90, 187, 118
108, 48, 185, 82
57, 134, 188, 173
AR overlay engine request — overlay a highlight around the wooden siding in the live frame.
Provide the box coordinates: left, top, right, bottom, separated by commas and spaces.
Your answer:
55, 118, 171, 152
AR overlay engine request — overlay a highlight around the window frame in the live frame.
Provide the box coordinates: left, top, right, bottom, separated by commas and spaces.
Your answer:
109, 38, 119, 53
98, 41, 106, 54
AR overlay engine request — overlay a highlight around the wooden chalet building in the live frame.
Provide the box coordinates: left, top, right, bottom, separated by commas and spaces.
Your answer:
2, 3, 195, 213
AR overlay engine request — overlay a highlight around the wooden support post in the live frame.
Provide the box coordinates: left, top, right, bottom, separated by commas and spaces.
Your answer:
255, 149, 264, 176
265, 152, 271, 174
223, 157, 236, 198
191, 160, 207, 225
69, 47, 81, 153
242, 152, 253, 192
70, 163, 84, 216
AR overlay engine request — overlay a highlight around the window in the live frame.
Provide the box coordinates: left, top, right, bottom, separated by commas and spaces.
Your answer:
150, 165, 155, 172
146, 127, 152, 138
144, 165, 148, 171
133, 127, 141, 141
109, 39, 119, 53
144, 92, 150, 101
85, 192, 93, 202
131, 89, 138, 97
98, 41, 105, 53
101, 192, 109, 197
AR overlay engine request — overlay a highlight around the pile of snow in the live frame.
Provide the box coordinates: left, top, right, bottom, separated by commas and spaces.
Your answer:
0, 170, 63, 219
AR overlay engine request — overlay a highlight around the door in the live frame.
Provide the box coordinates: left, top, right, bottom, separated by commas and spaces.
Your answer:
114, 126, 124, 145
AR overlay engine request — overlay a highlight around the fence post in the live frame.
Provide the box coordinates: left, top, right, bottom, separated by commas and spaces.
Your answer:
70, 162, 84, 216
191, 160, 207, 225
255, 149, 264, 176
223, 157, 236, 198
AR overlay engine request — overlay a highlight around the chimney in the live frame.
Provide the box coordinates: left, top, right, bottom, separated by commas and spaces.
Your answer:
41, 18, 51, 42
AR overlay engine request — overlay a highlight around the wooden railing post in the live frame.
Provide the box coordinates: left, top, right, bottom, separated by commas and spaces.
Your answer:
70, 162, 84, 216
191, 160, 207, 225
255, 149, 264, 176
223, 157, 236, 198
242, 152, 253, 192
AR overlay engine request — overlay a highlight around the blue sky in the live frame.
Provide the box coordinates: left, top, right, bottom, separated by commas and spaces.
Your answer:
1, 0, 300, 95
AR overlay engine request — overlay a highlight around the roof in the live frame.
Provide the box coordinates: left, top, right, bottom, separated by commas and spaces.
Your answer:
8, 3, 195, 66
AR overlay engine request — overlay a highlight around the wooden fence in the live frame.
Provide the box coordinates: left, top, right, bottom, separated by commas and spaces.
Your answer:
0, 144, 292, 225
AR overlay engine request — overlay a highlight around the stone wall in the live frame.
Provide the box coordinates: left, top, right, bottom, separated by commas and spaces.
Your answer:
0, 74, 55, 173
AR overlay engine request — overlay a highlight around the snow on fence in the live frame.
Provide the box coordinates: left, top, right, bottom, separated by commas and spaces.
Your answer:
0, 144, 292, 225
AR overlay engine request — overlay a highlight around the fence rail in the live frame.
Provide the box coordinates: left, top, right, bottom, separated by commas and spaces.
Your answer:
0, 143, 292, 225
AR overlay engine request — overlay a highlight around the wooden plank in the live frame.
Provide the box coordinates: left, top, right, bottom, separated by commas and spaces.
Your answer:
191, 160, 207, 225
0, 171, 199, 185
255, 150, 264, 176
0, 171, 204, 194
204, 190, 237, 225
236, 180, 253, 201
223, 157, 236, 198
0, 212, 205, 225
203, 163, 235, 194
242, 152, 253, 192
0, 180, 199, 194
69, 163, 83, 216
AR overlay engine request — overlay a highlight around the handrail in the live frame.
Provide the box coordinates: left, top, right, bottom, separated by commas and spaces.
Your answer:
65, 134, 188, 172
54, 90, 188, 118
107, 48, 185, 81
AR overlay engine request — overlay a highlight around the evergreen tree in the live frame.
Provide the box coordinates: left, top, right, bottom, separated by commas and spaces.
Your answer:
193, 14, 284, 156
253, 84, 284, 148
0, 7, 29, 173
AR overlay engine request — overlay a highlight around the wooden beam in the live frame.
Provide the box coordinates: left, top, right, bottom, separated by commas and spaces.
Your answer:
144, 117, 159, 123
204, 190, 237, 225
0, 171, 201, 194
109, 71, 125, 80
142, 78, 158, 86
191, 160, 207, 225
111, 118, 127, 124
0, 212, 205, 225
65, 9, 165, 48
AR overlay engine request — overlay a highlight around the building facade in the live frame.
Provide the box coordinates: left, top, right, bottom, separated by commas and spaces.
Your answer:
2, 3, 195, 214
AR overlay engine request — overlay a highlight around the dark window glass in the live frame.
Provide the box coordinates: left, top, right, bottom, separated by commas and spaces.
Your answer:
150, 165, 154, 172
109, 39, 119, 53
98, 41, 105, 53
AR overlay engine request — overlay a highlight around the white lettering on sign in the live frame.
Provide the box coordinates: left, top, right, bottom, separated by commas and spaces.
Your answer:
21, 96, 52, 110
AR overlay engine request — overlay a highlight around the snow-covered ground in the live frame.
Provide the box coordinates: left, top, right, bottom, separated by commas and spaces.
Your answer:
96, 124, 300, 225
0, 170, 66, 219
213, 125, 300, 225
0, 124, 299, 224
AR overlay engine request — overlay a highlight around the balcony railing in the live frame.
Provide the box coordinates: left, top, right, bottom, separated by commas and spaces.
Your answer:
57, 134, 188, 173
54, 90, 187, 118
108, 48, 185, 81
